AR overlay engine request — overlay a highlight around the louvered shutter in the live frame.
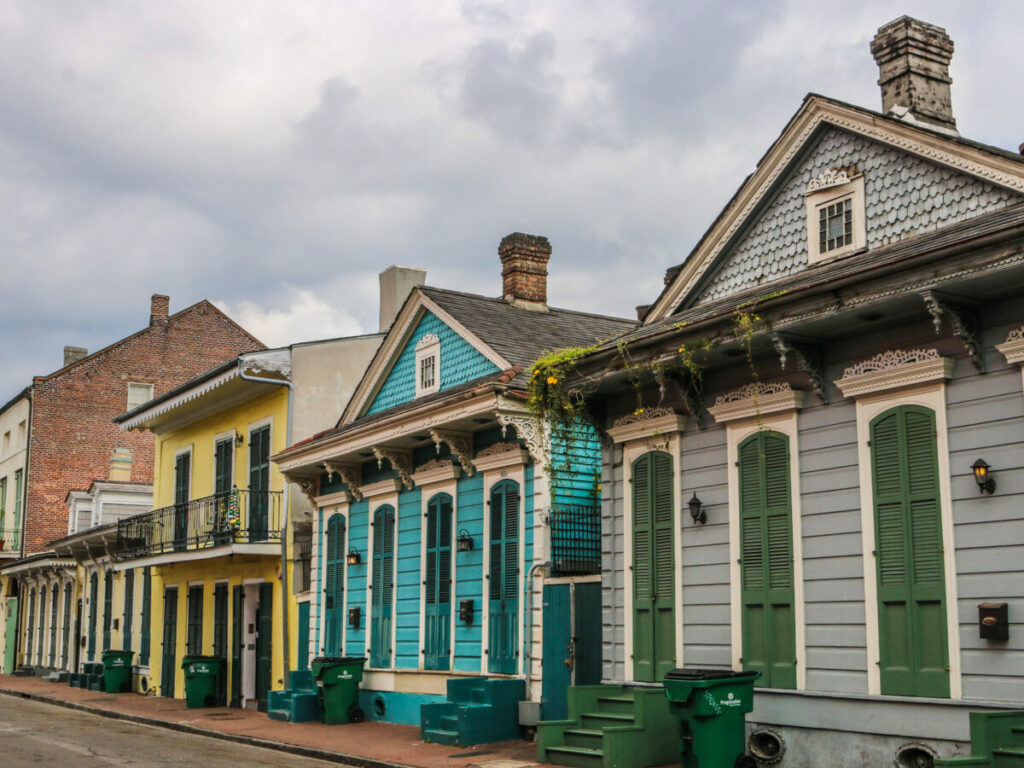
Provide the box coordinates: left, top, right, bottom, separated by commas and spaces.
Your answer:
425, 494, 452, 670
652, 451, 676, 681
488, 481, 519, 674
370, 506, 395, 667
324, 515, 345, 655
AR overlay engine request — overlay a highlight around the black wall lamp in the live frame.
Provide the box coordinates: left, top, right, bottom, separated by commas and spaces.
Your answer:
347, 546, 361, 565
688, 493, 707, 524
235, 432, 244, 447
456, 528, 474, 552
971, 459, 996, 494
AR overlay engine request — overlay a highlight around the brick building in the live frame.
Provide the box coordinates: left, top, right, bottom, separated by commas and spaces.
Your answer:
20, 294, 263, 554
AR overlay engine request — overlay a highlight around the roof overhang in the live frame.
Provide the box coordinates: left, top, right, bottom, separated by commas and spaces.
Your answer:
0, 553, 76, 577
50, 522, 120, 563
111, 542, 280, 572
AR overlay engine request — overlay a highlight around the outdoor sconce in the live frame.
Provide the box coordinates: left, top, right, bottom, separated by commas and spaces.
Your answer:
456, 528, 474, 552
971, 459, 996, 495
348, 606, 361, 629
688, 493, 707, 524
459, 600, 474, 625
235, 432, 244, 447
347, 546, 361, 565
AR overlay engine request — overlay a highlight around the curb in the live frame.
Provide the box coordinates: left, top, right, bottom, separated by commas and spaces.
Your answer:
0, 687, 412, 768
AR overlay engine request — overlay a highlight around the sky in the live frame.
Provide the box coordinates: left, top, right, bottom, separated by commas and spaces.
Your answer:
2, 1, 1023, 399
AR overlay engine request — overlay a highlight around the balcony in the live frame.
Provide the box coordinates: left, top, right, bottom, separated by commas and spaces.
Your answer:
115, 488, 282, 560
549, 503, 601, 576
0, 527, 21, 557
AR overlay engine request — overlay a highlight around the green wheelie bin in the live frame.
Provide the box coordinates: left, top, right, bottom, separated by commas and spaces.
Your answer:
101, 650, 135, 693
182, 655, 225, 709
663, 668, 760, 768
311, 657, 366, 725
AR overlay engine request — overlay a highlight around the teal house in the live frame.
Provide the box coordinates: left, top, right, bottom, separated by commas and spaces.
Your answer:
274, 233, 633, 738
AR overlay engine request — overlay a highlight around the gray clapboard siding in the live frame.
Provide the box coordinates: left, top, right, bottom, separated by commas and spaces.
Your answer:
805, 647, 867, 672
801, 509, 863, 536
805, 670, 867, 695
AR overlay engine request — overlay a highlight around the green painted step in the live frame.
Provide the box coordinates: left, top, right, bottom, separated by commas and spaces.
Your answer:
1013, 729, 1024, 747
580, 712, 634, 728
564, 729, 603, 749
423, 728, 459, 746
545, 745, 604, 768
994, 748, 1024, 768
594, 696, 634, 715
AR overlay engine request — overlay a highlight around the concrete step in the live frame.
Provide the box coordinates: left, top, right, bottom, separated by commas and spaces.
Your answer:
423, 728, 460, 746
545, 745, 604, 768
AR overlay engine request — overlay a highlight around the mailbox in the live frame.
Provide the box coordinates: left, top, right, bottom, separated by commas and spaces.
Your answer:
979, 602, 1008, 640
348, 606, 361, 629
459, 599, 474, 625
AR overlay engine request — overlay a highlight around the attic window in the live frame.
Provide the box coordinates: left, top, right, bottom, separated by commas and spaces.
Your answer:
805, 168, 865, 264
127, 382, 154, 411
414, 333, 440, 398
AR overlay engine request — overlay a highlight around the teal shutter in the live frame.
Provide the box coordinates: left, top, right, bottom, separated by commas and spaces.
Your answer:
324, 515, 346, 655
488, 480, 519, 674
139, 568, 152, 665
739, 431, 796, 689
424, 494, 452, 671
370, 506, 395, 668
871, 406, 949, 698
632, 451, 675, 683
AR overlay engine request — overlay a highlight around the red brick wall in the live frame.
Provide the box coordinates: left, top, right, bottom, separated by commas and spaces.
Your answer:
23, 300, 263, 554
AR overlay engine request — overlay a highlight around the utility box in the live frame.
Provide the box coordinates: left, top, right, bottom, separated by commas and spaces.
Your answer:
979, 603, 1009, 640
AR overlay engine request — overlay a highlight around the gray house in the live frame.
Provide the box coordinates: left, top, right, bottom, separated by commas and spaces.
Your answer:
537, 17, 1024, 768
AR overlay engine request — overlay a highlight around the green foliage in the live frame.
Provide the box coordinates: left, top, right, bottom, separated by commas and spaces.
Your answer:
527, 345, 598, 429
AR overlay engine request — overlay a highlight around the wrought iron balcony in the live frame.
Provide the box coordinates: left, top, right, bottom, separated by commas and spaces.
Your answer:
549, 503, 601, 576
115, 488, 282, 560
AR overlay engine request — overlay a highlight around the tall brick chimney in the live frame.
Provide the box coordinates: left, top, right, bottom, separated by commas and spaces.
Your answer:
871, 16, 957, 132
150, 294, 170, 327
499, 233, 551, 312
63, 346, 88, 367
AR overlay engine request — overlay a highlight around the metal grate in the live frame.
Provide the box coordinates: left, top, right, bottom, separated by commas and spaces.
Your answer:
549, 503, 601, 576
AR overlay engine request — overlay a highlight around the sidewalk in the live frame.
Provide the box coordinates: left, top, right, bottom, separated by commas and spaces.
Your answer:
0, 674, 551, 768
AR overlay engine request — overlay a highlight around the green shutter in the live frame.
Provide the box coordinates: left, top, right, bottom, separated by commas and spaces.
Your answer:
871, 406, 949, 698
249, 427, 270, 541
140, 568, 151, 665
370, 506, 394, 668
324, 515, 346, 655
488, 480, 519, 674
123, 570, 134, 653
230, 585, 242, 707
739, 431, 796, 689
186, 585, 203, 655
161, 587, 178, 698
103, 571, 113, 652
88, 573, 98, 660
424, 494, 452, 671
215, 439, 233, 495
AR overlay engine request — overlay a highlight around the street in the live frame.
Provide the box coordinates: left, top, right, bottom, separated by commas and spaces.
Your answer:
0, 695, 342, 767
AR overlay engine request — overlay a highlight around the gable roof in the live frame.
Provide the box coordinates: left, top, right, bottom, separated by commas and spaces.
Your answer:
645, 94, 1024, 323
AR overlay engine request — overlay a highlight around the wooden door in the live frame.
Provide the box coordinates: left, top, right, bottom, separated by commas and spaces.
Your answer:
424, 494, 452, 671
256, 583, 273, 712
324, 515, 346, 656
488, 480, 519, 675
370, 506, 395, 668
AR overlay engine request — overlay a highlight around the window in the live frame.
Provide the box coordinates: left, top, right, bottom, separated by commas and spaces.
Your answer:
414, 333, 440, 397
17, 420, 26, 447
127, 382, 154, 411
2, 432, 9, 454
805, 168, 865, 264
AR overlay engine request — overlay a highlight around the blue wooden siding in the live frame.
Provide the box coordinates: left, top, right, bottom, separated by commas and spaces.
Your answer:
395, 488, 422, 669
454, 471, 484, 671
550, 423, 601, 507
366, 311, 500, 415
345, 497, 370, 657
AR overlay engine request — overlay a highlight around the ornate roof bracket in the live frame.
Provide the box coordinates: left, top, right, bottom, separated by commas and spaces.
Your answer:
283, 473, 322, 508
372, 447, 414, 490
921, 290, 984, 372
323, 462, 364, 501
494, 412, 547, 464
772, 334, 827, 403
429, 429, 475, 476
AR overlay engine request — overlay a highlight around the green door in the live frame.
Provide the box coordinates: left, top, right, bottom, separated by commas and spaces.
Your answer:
230, 585, 242, 708
174, 453, 190, 551
324, 515, 346, 656
186, 586, 203, 655
871, 405, 949, 698
256, 583, 273, 712
87, 574, 98, 661
370, 506, 395, 668
213, 584, 228, 706
37, 585, 46, 665
249, 426, 270, 542
61, 585, 72, 668
123, 571, 134, 653
424, 493, 452, 671
25, 588, 35, 665
739, 431, 797, 689
632, 451, 675, 683
5, 597, 18, 673
140, 568, 152, 666
102, 571, 113, 651
161, 587, 178, 697
297, 602, 310, 672
541, 582, 603, 720
488, 480, 519, 675
48, 588, 58, 667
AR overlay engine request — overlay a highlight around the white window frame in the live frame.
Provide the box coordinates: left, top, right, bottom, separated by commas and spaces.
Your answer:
414, 334, 441, 398
805, 170, 866, 265
126, 382, 155, 411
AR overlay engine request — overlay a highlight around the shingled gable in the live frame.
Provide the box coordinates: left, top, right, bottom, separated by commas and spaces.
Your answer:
645, 94, 1024, 323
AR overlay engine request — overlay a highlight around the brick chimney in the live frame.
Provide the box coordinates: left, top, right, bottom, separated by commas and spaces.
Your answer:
63, 346, 88, 367
108, 448, 133, 482
499, 233, 551, 312
871, 16, 957, 132
150, 294, 170, 327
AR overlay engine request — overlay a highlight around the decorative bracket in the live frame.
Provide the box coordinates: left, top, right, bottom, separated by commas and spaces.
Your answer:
429, 429, 475, 476
372, 447, 414, 490
494, 412, 547, 464
772, 334, 826, 403
921, 290, 983, 372
323, 462, 363, 501
299, 478, 318, 508
663, 368, 705, 429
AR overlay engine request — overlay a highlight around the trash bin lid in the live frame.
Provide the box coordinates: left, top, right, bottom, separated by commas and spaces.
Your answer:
182, 655, 223, 662
664, 668, 759, 681
311, 656, 366, 664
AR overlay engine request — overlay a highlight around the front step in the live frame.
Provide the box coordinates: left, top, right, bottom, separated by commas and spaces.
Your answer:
595, 696, 634, 715
580, 712, 634, 729
267, 708, 290, 722
994, 748, 1024, 768
422, 728, 460, 746
420, 677, 524, 746
564, 728, 603, 749
545, 745, 604, 768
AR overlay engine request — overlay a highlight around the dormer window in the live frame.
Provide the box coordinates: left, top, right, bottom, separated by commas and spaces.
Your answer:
805, 168, 866, 264
415, 333, 441, 397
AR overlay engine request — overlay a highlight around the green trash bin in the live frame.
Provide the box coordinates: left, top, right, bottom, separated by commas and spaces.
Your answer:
182, 655, 225, 709
663, 667, 760, 768
101, 650, 135, 693
311, 656, 366, 725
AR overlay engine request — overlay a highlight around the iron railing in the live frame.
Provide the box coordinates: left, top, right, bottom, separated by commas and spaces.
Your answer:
0, 527, 21, 556
115, 488, 282, 560
549, 503, 601, 576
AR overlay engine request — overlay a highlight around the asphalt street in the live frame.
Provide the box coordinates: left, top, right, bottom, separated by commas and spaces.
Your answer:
0, 695, 344, 767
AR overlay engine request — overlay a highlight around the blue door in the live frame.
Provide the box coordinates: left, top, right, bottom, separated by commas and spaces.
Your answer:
488, 480, 519, 675
370, 505, 395, 668
424, 494, 452, 671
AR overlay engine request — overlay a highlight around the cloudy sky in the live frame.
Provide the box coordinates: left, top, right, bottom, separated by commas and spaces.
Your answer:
2, 1, 1022, 398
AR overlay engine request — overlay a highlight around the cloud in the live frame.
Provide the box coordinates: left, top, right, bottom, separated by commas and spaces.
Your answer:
215, 287, 365, 348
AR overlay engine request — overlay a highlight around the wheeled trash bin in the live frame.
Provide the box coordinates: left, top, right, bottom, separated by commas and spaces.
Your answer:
101, 650, 134, 693
311, 656, 366, 725
181, 655, 225, 709
663, 667, 760, 768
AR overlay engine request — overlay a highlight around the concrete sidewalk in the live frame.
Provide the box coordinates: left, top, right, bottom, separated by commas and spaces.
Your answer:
0, 675, 551, 768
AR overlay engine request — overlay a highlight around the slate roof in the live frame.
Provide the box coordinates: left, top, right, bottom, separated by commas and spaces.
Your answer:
421, 286, 636, 387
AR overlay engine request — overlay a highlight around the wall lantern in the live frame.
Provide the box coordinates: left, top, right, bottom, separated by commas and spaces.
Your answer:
971, 459, 996, 494
347, 546, 361, 565
235, 432, 244, 447
688, 493, 707, 524
457, 529, 474, 552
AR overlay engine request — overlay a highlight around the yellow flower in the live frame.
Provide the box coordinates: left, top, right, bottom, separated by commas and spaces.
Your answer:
595, 484, 602, 493
634, 408, 645, 416
547, 376, 558, 385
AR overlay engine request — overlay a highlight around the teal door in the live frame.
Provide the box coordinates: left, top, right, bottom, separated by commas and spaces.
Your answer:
161, 587, 178, 697
249, 426, 270, 541
424, 493, 452, 671
370, 506, 395, 668
256, 583, 273, 712
488, 480, 519, 675
4, 597, 18, 673
542, 582, 603, 720
297, 602, 310, 672
174, 454, 190, 551
230, 585, 242, 708
323, 515, 346, 656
